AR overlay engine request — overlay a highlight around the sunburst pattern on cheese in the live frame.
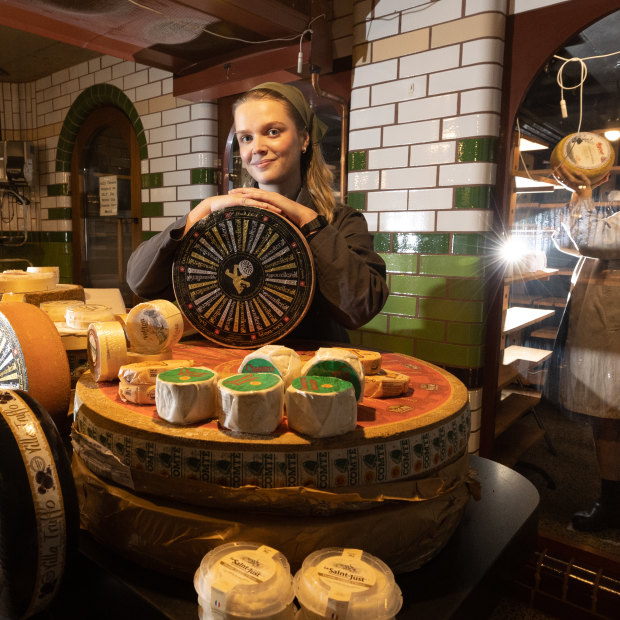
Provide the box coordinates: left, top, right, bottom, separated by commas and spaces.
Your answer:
285, 376, 357, 438
301, 348, 365, 402
218, 372, 284, 435
156, 366, 218, 425
238, 345, 301, 388
126, 300, 184, 354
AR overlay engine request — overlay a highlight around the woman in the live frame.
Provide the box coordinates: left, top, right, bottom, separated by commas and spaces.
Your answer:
126, 82, 389, 343
549, 163, 620, 532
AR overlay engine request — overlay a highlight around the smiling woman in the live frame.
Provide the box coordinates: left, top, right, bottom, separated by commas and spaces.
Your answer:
126, 81, 389, 345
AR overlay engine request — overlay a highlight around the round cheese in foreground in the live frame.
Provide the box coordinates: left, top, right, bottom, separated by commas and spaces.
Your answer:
0, 271, 56, 293
301, 347, 365, 402
156, 366, 218, 425
285, 376, 357, 438
218, 373, 284, 434
550, 132, 614, 187
40, 299, 85, 322
238, 344, 301, 388
65, 304, 115, 329
126, 300, 184, 354
117, 359, 195, 385
87, 321, 129, 382
293, 548, 402, 620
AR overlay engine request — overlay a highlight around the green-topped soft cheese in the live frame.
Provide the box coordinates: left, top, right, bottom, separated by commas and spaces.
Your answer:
158, 367, 214, 384
221, 372, 281, 392
303, 360, 362, 400
291, 376, 353, 394
240, 357, 281, 376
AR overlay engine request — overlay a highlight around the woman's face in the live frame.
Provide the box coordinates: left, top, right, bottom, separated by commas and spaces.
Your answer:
234, 98, 309, 196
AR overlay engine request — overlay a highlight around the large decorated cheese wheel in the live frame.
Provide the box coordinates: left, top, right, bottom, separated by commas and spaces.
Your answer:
550, 132, 615, 187
0, 390, 78, 619
0, 301, 71, 433
125, 299, 184, 354
238, 344, 301, 388
172, 206, 315, 348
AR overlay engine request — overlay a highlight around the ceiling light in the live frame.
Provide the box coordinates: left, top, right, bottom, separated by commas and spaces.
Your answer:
514, 173, 561, 193
519, 136, 549, 151
604, 127, 620, 141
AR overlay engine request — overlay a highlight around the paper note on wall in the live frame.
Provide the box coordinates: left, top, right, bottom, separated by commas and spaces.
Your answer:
99, 175, 118, 216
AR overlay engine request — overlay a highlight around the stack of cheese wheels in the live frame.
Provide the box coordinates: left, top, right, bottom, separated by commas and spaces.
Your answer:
218, 372, 284, 434
237, 344, 301, 388
0, 270, 56, 293
301, 347, 365, 402
118, 358, 194, 405
125, 300, 184, 355
0, 390, 78, 619
550, 131, 615, 187
26, 265, 60, 286
0, 301, 71, 433
155, 366, 219, 425
285, 376, 357, 438
87, 321, 129, 382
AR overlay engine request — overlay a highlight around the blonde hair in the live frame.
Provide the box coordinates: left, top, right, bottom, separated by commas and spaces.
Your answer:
233, 88, 336, 222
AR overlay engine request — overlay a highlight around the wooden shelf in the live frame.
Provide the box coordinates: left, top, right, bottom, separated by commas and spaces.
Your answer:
504, 268, 558, 285
495, 391, 540, 437
535, 297, 567, 308
503, 307, 555, 335
493, 421, 546, 468
498, 364, 520, 390
530, 327, 558, 340
503, 345, 552, 366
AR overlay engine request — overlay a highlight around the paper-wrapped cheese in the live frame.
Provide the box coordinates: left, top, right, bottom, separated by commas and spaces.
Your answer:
364, 369, 410, 399
118, 359, 194, 385
238, 344, 301, 388
156, 366, 218, 425
343, 348, 382, 375
118, 381, 156, 405
125, 299, 184, 354
218, 373, 284, 435
87, 321, 128, 382
285, 376, 357, 438
301, 347, 365, 402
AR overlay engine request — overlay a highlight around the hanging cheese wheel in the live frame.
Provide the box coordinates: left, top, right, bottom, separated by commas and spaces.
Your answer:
0, 390, 78, 619
0, 302, 71, 433
550, 132, 615, 187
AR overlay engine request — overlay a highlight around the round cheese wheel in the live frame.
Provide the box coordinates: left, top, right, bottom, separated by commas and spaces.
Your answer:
118, 381, 156, 405
0, 390, 78, 619
87, 321, 129, 382
41, 299, 85, 322
156, 366, 219, 425
0, 271, 56, 293
364, 369, 411, 399
238, 344, 301, 388
218, 372, 284, 434
0, 301, 71, 433
550, 132, 615, 187
125, 300, 184, 354
285, 376, 357, 438
343, 348, 382, 375
301, 348, 365, 402
65, 304, 115, 329
118, 359, 195, 385
27, 266, 60, 286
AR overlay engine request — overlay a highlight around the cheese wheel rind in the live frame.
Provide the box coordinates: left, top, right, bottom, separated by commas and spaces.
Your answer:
87, 321, 129, 382
126, 300, 184, 354
156, 366, 218, 425
0, 271, 56, 293
364, 370, 411, 399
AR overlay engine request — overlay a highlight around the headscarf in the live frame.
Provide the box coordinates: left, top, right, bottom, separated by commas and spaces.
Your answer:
250, 81, 327, 146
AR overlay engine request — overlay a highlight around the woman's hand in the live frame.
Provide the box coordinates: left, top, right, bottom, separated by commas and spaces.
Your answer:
229, 187, 318, 229
552, 164, 609, 202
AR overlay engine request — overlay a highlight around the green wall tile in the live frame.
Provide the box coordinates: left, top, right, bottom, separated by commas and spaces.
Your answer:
448, 278, 486, 300
390, 275, 446, 297
381, 295, 417, 316
457, 137, 497, 162
360, 331, 414, 356
191, 168, 218, 185
420, 255, 484, 278
373, 233, 390, 252
394, 233, 449, 253
47, 207, 72, 220
141, 202, 163, 218
447, 322, 485, 345
452, 233, 488, 255
347, 192, 366, 211
47, 183, 70, 197
416, 340, 483, 367
389, 316, 444, 341
348, 330, 362, 346
381, 253, 418, 274
348, 150, 367, 171
418, 298, 484, 323
361, 314, 388, 333
454, 186, 493, 209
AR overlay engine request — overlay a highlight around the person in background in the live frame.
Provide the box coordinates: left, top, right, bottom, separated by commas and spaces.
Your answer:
127, 82, 388, 343
548, 164, 620, 531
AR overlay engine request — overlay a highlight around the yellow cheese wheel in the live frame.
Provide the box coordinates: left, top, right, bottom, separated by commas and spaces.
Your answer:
550, 132, 615, 187
0, 302, 71, 433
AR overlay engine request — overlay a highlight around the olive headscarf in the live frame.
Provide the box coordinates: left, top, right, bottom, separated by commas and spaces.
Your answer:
250, 82, 327, 146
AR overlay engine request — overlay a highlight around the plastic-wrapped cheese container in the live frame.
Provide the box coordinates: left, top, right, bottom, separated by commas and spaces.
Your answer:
293, 548, 402, 620
194, 542, 296, 620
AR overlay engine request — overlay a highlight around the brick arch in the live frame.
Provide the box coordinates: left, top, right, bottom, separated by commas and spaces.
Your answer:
55, 84, 147, 172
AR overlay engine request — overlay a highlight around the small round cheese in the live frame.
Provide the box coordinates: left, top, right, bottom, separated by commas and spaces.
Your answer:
364, 370, 411, 399
218, 373, 284, 434
125, 300, 184, 354
286, 376, 357, 438
27, 266, 60, 286
0, 271, 56, 293
238, 344, 301, 388
65, 304, 115, 329
118, 359, 195, 385
40, 299, 85, 322
343, 348, 382, 375
301, 347, 365, 402
87, 321, 129, 382
156, 366, 218, 425
118, 381, 156, 405
550, 132, 614, 187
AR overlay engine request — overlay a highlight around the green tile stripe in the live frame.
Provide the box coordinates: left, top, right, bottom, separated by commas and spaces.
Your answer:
390, 274, 446, 297
451, 233, 488, 255
389, 316, 444, 341
348, 150, 367, 171
381, 253, 418, 273
55, 84, 148, 172
191, 168, 218, 185
454, 185, 493, 209
47, 183, 70, 197
47, 207, 72, 220
415, 339, 483, 368
394, 233, 449, 253
347, 191, 366, 211
447, 322, 485, 346
373, 232, 390, 252
456, 137, 497, 163
359, 331, 414, 356
141, 172, 163, 189
0, 230, 71, 243
141, 202, 163, 218
420, 255, 484, 278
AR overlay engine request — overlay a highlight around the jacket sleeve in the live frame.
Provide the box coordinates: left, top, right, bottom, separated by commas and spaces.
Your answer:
125, 216, 188, 301
308, 206, 389, 329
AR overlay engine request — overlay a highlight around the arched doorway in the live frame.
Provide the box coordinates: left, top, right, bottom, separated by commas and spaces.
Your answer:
71, 105, 142, 307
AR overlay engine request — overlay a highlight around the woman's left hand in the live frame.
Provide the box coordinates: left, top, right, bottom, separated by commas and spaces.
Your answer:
229, 187, 318, 229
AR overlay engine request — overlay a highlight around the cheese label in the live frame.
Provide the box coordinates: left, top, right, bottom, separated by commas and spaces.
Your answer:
317, 553, 376, 598
158, 367, 214, 383
240, 357, 281, 376
293, 376, 351, 394
304, 360, 362, 400
88, 331, 98, 366
221, 372, 281, 392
